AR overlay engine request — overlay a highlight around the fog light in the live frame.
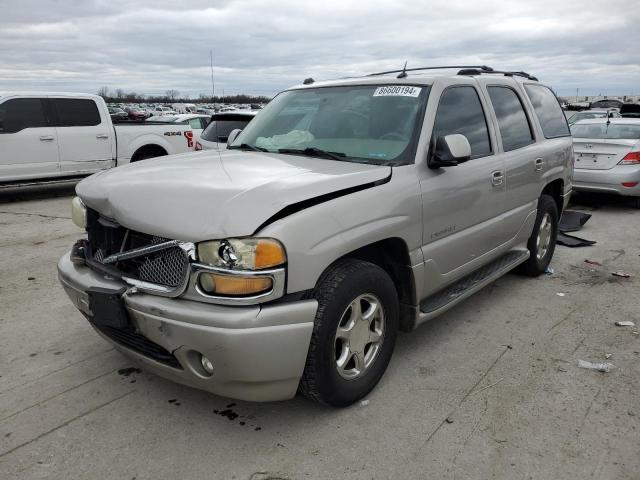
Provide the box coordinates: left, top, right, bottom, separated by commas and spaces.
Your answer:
200, 354, 214, 375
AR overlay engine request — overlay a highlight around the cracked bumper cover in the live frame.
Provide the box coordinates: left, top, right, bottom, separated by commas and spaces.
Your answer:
57, 251, 317, 402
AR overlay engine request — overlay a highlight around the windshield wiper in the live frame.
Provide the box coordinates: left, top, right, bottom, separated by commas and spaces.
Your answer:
278, 147, 347, 162
228, 143, 269, 152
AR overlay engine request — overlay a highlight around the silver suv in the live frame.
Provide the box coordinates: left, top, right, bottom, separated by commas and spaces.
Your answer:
58, 66, 573, 407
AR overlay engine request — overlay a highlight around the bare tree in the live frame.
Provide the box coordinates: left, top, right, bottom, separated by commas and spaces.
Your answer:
165, 89, 179, 101
115, 88, 125, 99
97, 86, 110, 98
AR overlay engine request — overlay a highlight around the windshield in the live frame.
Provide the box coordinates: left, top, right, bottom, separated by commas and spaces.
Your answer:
230, 84, 429, 164
571, 123, 640, 139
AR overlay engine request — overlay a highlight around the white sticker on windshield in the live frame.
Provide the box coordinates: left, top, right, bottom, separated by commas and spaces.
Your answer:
373, 86, 422, 97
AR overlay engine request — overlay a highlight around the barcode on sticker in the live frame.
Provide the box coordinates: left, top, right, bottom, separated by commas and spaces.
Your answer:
373, 86, 421, 97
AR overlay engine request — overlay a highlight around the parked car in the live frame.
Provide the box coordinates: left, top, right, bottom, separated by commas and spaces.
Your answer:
58, 67, 572, 406
125, 106, 148, 121
567, 109, 620, 125
620, 103, 640, 118
590, 99, 623, 110
0, 92, 195, 183
108, 106, 128, 122
151, 106, 177, 116
571, 118, 640, 207
196, 111, 257, 150
171, 103, 197, 114
146, 114, 211, 145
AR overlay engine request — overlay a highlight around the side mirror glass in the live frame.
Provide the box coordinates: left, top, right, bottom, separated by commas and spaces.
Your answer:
226, 128, 242, 147
429, 134, 471, 168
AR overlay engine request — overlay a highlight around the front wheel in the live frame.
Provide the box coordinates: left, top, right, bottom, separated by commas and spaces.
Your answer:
518, 194, 559, 276
299, 259, 399, 407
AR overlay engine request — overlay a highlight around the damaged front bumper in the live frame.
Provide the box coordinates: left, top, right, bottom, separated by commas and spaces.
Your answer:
57, 251, 317, 402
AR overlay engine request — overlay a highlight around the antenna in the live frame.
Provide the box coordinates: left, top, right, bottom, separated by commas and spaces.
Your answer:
210, 50, 215, 100
397, 61, 408, 79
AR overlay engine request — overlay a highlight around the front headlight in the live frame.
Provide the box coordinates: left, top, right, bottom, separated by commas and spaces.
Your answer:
196, 238, 286, 298
197, 238, 286, 270
71, 197, 87, 229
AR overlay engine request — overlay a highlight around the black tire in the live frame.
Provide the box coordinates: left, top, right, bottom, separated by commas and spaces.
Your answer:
299, 259, 399, 407
518, 194, 559, 276
631, 197, 640, 209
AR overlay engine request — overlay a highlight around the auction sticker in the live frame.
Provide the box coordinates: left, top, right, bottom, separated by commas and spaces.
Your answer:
373, 86, 421, 97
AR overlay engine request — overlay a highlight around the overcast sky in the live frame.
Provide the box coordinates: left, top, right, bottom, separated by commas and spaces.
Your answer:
1, 0, 639, 98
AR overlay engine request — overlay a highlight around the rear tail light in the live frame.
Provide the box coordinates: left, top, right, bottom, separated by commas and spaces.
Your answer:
618, 151, 640, 165
195, 141, 202, 151
184, 131, 194, 148
621, 182, 638, 188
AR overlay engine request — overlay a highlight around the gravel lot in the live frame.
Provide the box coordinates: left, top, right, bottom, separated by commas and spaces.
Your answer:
1, 186, 639, 480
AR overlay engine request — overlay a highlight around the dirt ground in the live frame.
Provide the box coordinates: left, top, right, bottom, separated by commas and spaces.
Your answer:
0, 186, 638, 480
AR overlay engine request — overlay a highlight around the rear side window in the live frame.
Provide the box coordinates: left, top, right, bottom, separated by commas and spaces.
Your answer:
487, 86, 534, 152
0, 98, 48, 133
524, 85, 570, 138
52, 98, 101, 127
201, 115, 252, 142
432, 86, 492, 159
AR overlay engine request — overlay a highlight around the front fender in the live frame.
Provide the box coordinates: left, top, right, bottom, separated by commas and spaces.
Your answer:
258, 166, 423, 294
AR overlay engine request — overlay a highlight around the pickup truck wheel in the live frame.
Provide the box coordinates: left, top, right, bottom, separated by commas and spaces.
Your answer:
299, 259, 399, 407
518, 194, 558, 276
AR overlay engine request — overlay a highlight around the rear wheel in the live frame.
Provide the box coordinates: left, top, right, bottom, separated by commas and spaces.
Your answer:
299, 259, 399, 407
518, 194, 559, 276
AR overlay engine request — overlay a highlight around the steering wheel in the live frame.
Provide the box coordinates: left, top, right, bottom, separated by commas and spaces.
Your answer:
379, 132, 408, 141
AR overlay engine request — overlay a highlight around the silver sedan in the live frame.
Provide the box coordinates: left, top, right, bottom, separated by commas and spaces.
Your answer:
571, 118, 640, 207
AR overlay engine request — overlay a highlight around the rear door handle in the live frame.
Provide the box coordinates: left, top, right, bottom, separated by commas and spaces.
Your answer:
96, 134, 109, 139
491, 170, 504, 187
39, 135, 54, 141
534, 157, 544, 171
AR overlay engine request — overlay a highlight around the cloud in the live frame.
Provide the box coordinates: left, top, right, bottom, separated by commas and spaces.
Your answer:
0, 0, 638, 97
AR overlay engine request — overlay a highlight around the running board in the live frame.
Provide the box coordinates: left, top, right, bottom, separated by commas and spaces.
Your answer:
419, 250, 529, 318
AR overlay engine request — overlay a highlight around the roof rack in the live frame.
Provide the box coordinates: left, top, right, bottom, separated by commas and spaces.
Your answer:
364, 65, 538, 81
367, 65, 495, 77
458, 68, 538, 81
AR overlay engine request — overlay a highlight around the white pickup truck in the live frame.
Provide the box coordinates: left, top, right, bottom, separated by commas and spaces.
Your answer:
0, 92, 195, 185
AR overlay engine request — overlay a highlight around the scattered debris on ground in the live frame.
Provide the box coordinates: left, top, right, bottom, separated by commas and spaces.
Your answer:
556, 292, 566, 297
577, 360, 613, 373
584, 259, 603, 267
559, 211, 592, 232
611, 271, 632, 278
615, 320, 636, 327
545, 266, 554, 275
557, 211, 596, 247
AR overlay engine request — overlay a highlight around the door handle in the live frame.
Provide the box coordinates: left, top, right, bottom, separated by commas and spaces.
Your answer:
39, 135, 54, 141
534, 157, 544, 171
96, 134, 109, 139
491, 170, 504, 187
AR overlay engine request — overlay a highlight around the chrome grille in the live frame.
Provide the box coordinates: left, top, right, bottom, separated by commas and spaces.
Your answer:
137, 245, 189, 287
86, 211, 190, 290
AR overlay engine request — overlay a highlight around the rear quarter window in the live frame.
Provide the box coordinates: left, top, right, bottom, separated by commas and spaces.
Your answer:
487, 86, 534, 152
524, 85, 570, 138
52, 98, 101, 127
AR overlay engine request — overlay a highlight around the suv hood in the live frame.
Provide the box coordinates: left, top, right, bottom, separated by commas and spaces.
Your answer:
77, 150, 391, 241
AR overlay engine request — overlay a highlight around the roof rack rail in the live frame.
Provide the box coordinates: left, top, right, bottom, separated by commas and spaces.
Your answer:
367, 65, 494, 77
458, 68, 538, 81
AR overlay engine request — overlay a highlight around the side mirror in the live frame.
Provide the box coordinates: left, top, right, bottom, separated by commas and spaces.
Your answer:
226, 128, 242, 147
429, 134, 471, 168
